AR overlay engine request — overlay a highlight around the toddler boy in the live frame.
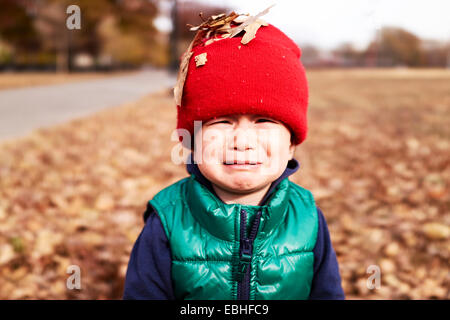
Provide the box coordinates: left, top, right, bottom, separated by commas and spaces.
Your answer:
123, 9, 345, 300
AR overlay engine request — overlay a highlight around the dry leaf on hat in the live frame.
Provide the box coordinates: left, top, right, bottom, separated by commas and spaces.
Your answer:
233, 14, 250, 23
195, 52, 208, 67
173, 26, 210, 105
241, 19, 268, 45
173, 50, 193, 106
257, 18, 268, 26
174, 4, 275, 106
211, 13, 226, 20
229, 4, 274, 38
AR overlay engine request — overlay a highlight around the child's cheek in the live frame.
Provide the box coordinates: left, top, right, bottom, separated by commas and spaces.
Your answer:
265, 128, 284, 156
201, 128, 225, 165
262, 128, 287, 176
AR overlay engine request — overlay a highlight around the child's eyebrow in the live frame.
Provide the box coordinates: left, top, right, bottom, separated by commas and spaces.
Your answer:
252, 115, 276, 121
204, 116, 231, 125
213, 115, 233, 120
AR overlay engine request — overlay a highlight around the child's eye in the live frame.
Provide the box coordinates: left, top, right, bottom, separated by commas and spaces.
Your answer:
256, 118, 276, 123
209, 119, 232, 125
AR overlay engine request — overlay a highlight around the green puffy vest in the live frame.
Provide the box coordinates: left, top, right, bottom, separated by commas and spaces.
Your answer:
149, 174, 318, 300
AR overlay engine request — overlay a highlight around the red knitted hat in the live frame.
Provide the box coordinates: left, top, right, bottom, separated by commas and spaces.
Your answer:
175, 14, 309, 146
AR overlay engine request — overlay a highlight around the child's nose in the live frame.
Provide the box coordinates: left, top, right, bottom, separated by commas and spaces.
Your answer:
230, 128, 257, 151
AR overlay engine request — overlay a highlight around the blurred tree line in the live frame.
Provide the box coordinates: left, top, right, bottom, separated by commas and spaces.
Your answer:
302, 27, 450, 68
0, 0, 163, 71
0, 0, 229, 72
0, 0, 448, 71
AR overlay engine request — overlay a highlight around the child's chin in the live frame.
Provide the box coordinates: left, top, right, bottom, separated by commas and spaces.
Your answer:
226, 170, 261, 181
226, 177, 267, 192
221, 163, 264, 174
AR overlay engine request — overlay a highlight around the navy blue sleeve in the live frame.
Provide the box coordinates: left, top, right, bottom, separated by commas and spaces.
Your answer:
309, 206, 345, 300
122, 205, 175, 300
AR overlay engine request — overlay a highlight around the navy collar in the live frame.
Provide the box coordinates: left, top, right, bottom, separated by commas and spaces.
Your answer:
186, 153, 300, 206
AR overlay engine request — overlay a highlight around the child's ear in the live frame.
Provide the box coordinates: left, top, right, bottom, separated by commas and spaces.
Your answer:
288, 143, 296, 159
288, 132, 296, 159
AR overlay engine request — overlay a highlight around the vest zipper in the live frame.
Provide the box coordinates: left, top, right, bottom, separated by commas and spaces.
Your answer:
237, 209, 262, 300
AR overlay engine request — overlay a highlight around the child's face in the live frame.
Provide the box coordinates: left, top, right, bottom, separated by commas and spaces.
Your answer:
194, 114, 295, 195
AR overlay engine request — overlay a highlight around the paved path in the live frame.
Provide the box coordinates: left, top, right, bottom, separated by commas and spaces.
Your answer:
0, 68, 176, 141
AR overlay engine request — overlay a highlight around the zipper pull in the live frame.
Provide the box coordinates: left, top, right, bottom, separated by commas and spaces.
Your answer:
237, 252, 252, 282
237, 239, 252, 282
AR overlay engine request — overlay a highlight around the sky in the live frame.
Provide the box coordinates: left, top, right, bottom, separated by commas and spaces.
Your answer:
161, 0, 450, 51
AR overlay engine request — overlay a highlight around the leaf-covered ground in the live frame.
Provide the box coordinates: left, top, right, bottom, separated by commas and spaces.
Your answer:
0, 68, 449, 299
